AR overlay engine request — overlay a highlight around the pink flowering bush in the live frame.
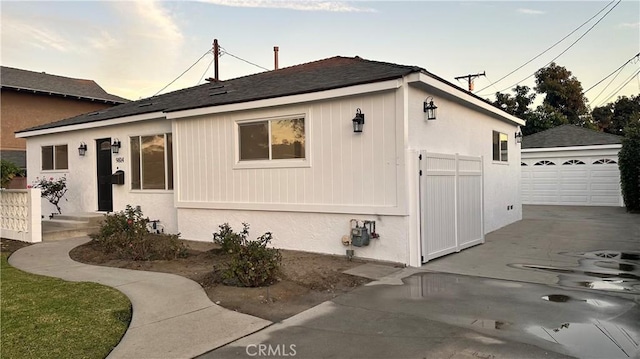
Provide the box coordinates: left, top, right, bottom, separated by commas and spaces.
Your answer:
34, 176, 68, 214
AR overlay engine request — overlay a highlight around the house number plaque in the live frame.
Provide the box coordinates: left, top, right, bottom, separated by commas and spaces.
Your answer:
116, 157, 125, 163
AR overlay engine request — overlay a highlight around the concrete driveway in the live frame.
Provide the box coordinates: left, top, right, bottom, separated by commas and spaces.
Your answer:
423, 205, 640, 288
203, 206, 640, 359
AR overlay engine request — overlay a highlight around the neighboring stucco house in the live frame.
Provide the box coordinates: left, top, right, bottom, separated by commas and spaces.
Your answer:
17, 56, 524, 266
1, 66, 127, 173
521, 124, 623, 206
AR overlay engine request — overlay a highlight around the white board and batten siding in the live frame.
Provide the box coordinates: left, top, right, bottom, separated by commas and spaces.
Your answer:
173, 91, 402, 212
419, 152, 483, 262
521, 147, 623, 206
173, 90, 413, 264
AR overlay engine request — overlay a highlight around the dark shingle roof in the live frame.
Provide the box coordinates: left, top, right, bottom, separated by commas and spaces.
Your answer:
1, 66, 129, 104
522, 124, 622, 149
16, 56, 510, 134
0, 150, 26, 169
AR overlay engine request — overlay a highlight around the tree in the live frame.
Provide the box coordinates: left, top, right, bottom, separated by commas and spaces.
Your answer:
493, 85, 536, 118
592, 103, 614, 132
534, 63, 590, 127
493, 85, 541, 135
592, 95, 640, 136
525, 104, 569, 136
618, 120, 640, 211
1, 159, 22, 188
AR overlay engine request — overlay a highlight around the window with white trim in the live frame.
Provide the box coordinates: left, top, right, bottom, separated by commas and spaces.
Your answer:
563, 159, 585, 165
492, 131, 508, 162
593, 158, 616, 164
130, 134, 173, 190
238, 116, 305, 161
42, 145, 68, 170
534, 160, 556, 166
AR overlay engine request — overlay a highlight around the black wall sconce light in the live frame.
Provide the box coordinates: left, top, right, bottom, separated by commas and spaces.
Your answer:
78, 142, 87, 156
423, 97, 437, 120
352, 108, 365, 133
111, 139, 121, 154
515, 131, 523, 144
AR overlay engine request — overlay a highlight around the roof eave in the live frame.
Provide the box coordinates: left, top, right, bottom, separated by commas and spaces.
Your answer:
1, 85, 127, 104
522, 144, 622, 152
406, 72, 525, 126
16, 111, 166, 138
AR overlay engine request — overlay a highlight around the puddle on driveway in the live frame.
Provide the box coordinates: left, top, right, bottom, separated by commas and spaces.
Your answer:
527, 321, 639, 358
509, 250, 640, 294
393, 273, 640, 359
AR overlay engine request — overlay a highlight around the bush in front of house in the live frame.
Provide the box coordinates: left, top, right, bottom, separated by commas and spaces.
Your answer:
212, 222, 248, 253
90, 205, 186, 260
33, 176, 68, 214
619, 121, 640, 212
212, 223, 282, 287
0, 159, 23, 188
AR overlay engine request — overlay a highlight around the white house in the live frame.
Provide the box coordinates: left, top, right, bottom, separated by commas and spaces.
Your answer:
17, 56, 524, 266
521, 125, 623, 207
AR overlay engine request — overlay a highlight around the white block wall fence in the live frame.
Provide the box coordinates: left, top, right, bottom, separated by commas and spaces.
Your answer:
0, 189, 42, 243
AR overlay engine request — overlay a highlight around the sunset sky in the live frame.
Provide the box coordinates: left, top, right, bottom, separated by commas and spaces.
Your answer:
2, 1, 638, 108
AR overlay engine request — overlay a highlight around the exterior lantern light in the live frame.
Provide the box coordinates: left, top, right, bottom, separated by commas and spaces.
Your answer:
515, 131, 523, 144
423, 97, 437, 120
111, 139, 121, 154
78, 142, 87, 156
352, 108, 365, 133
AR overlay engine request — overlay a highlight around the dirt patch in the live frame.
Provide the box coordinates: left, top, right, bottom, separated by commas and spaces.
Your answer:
70, 240, 377, 321
1, 238, 32, 254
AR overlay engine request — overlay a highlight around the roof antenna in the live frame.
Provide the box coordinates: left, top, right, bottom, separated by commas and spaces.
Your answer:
213, 39, 219, 81
205, 39, 220, 82
274, 46, 279, 70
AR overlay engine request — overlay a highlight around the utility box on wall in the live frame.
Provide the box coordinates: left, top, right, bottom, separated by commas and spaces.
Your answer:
111, 170, 125, 185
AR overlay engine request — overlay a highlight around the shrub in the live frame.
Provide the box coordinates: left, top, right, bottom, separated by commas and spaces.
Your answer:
33, 176, 68, 214
619, 121, 640, 212
213, 223, 282, 287
90, 205, 186, 260
212, 223, 248, 253
0, 160, 23, 188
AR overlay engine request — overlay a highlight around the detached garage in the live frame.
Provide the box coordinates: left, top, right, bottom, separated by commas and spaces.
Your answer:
521, 125, 623, 206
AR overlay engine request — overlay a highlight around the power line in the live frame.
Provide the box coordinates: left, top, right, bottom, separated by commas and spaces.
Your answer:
153, 49, 212, 96
474, 0, 617, 94
583, 52, 639, 94
586, 53, 639, 104
595, 68, 640, 107
197, 55, 217, 85
489, 0, 622, 95
219, 46, 270, 71
483, 74, 502, 94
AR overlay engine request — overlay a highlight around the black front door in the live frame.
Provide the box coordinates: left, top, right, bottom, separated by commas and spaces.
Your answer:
96, 138, 113, 212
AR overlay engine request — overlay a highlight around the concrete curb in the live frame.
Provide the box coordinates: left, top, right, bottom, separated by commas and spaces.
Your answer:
9, 237, 271, 359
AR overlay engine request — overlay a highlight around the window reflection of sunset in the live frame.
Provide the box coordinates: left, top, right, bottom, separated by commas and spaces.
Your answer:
271, 118, 304, 145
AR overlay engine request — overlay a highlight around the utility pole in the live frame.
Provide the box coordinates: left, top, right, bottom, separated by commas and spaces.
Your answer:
455, 72, 486, 91
213, 39, 219, 81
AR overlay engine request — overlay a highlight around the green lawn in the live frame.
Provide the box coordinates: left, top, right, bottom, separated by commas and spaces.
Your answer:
0, 253, 131, 359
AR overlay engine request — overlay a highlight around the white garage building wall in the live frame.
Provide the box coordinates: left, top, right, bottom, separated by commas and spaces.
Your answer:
407, 87, 523, 235
521, 145, 623, 206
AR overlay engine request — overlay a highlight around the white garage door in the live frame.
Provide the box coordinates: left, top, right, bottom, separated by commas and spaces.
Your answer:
522, 156, 622, 206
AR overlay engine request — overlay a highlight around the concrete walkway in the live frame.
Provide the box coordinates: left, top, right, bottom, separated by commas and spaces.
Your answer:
9, 237, 271, 359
